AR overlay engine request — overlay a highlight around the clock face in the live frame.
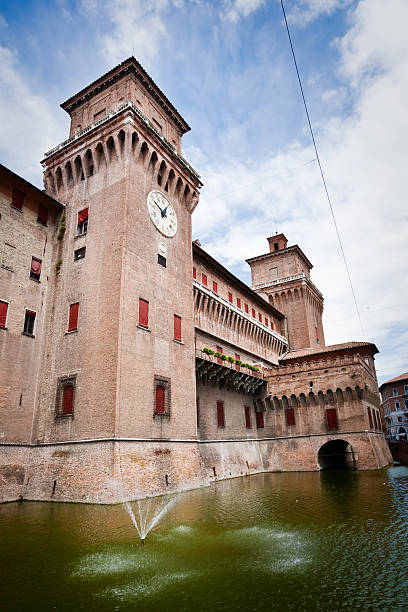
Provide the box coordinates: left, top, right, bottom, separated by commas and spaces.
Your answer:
147, 190, 178, 238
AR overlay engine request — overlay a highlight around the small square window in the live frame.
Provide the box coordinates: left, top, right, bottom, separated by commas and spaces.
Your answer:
23, 310, 36, 336
74, 247, 86, 260
158, 254, 167, 267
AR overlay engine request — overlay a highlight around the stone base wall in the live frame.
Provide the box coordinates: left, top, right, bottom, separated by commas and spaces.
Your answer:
0, 432, 392, 504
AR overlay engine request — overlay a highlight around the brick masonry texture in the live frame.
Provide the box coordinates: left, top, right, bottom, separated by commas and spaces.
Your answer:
0, 58, 392, 504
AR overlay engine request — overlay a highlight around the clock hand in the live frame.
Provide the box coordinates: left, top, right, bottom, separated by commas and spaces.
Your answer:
161, 205, 168, 218
154, 200, 163, 213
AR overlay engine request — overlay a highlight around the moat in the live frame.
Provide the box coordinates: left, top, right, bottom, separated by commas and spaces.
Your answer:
1, 466, 407, 611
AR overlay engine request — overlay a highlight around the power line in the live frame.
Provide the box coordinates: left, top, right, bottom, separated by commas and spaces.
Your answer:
280, 0, 365, 338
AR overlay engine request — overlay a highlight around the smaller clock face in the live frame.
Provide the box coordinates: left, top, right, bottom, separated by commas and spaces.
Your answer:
147, 190, 178, 238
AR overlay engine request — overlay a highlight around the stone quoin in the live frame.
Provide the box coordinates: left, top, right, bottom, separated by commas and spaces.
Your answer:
0, 57, 392, 503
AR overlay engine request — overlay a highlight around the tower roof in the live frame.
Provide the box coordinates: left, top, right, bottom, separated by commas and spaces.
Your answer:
60, 56, 191, 134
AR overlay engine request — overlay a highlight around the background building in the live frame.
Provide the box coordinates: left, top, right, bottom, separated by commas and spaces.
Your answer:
380, 373, 408, 441
0, 57, 392, 504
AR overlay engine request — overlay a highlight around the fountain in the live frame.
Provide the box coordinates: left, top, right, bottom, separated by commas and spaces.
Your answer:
123, 496, 177, 544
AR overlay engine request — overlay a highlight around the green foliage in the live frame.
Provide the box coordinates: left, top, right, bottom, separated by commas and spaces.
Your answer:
57, 214, 66, 240
220, 354, 227, 361
214, 352, 222, 358
202, 348, 215, 355
235, 359, 242, 366
227, 356, 235, 363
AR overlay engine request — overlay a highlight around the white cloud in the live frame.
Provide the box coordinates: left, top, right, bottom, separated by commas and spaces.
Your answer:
192, 0, 408, 382
287, 0, 353, 27
222, 0, 265, 22
0, 46, 64, 186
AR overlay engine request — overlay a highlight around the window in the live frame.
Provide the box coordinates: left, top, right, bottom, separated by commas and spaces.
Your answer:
270, 321, 274, 330
74, 246, 86, 260
326, 408, 338, 430
213, 280, 218, 293
30, 257, 42, 281
0, 300, 8, 328
154, 376, 171, 416
202, 273, 207, 286
174, 315, 182, 341
228, 292, 233, 303
23, 310, 36, 336
217, 401, 225, 427
256, 411, 264, 428
139, 298, 149, 328
252, 308, 256, 318
258, 313, 262, 323
244, 406, 251, 428
265, 317, 268, 327
244, 303, 249, 314
367, 406, 373, 429
286, 408, 295, 426
193, 266, 196, 279
77, 208, 88, 235
237, 297, 241, 309
235, 353, 240, 371
393, 388, 398, 397
158, 254, 166, 267
405, 399, 408, 409
398, 416, 402, 422
404, 385, 408, 395
395, 401, 400, 410
37, 205, 48, 225
11, 188, 24, 211
315, 326, 319, 341
68, 303, 79, 332
216, 345, 223, 365
274, 242, 279, 251
56, 377, 76, 417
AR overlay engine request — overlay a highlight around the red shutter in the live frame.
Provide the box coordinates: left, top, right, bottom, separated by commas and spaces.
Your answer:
228, 292, 233, 303
174, 315, 182, 341
193, 267, 196, 279
256, 411, 264, 428
213, 280, 218, 293
235, 354, 240, 371
258, 313, 262, 323
11, 188, 24, 211
367, 406, 373, 429
37, 205, 48, 224
326, 408, 338, 430
63, 385, 74, 415
78, 208, 88, 224
202, 273, 207, 286
237, 297, 241, 308
245, 406, 251, 428
245, 304, 249, 314
217, 401, 225, 427
271, 322, 274, 330
252, 308, 256, 318
265, 317, 268, 327
31, 258, 42, 275
156, 385, 165, 414
375, 410, 380, 430
26, 310, 36, 318
0, 301, 8, 328
139, 298, 149, 327
216, 346, 223, 365
68, 303, 79, 332
286, 408, 295, 426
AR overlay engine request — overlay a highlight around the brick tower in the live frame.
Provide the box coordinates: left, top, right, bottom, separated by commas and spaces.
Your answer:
246, 234, 325, 351
27, 57, 203, 501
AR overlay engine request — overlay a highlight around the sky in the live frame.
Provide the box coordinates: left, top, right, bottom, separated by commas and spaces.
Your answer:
0, 0, 407, 384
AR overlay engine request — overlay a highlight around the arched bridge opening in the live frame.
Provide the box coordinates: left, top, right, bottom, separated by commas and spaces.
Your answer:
318, 440, 356, 470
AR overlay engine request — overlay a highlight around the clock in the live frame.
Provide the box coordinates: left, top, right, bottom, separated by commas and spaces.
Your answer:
147, 190, 178, 238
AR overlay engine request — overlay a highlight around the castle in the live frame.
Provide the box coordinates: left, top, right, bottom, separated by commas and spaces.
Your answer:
0, 57, 392, 503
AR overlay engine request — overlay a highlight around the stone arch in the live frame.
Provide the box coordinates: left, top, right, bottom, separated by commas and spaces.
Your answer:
282, 395, 289, 409
157, 160, 166, 187
287, 290, 292, 302
175, 176, 183, 197
268, 295, 274, 306
166, 168, 175, 193
265, 396, 272, 410
299, 393, 307, 406
345, 387, 353, 401
148, 150, 158, 174
317, 390, 325, 405
106, 136, 117, 162
336, 388, 344, 405
74, 155, 84, 182
139, 141, 149, 164
273, 396, 281, 410
294, 288, 299, 302
45, 172, 56, 195
84, 149, 94, 177
317, 440, 356, 470
55, 167, 63, 192
131, 131, 139, 153
309, 391, 316, 405
290, 394, 298, 407
355, 385, 363, 400
183, 183, 191, 203
65, 161, 74, 187
117, 129, 126, 156
95, 142, 106, 169
326, 389, 335, 404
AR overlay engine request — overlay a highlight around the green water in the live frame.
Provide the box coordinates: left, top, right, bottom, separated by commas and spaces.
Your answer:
1, 466, 408, 611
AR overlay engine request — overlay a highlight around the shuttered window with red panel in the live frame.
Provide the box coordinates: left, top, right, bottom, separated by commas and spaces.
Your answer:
68, 303, 79, 332
213, 280, 218, 293
271, 321, 274, 330
77, 208, 88, 234
155, 385, 165, 414
174, 315, 182, 341
258, 313, 262, 323
245, 405, 251, 428
11, 188, 25, 211
286, 408, 295, 426
193, 266, 196, 279
30, 257, 42, 281
252, 308, 256, 318
235, 353, 240, 371
237, 297, 241, 309
62, 384, 74, 415
202, 273, 207, 286
367, 406, 373, 429
326, 408, 338, 430
216, 345, 223, 365
256, 411, 264, 428
139, 298, 149, 328
0, 300, 8, 328
228, 292, 233, 303
37, 205, 48, 225
244, 303, 249, 314
265, 317, 268, 327
217, 401, 225, 427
